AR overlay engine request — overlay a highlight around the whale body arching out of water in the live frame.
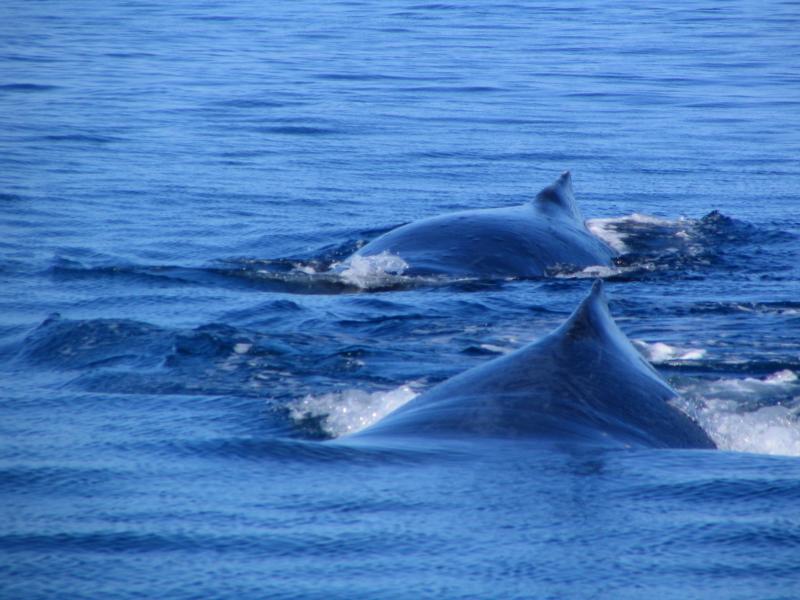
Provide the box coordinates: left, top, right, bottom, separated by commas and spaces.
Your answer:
345, 281, 715, 449
347, 172, 617, 278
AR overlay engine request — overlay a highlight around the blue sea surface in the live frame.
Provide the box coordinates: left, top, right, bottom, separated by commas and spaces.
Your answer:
2, 1, 800, 598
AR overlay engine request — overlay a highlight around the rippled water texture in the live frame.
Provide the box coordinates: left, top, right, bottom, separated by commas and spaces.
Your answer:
2, 1, 800, 598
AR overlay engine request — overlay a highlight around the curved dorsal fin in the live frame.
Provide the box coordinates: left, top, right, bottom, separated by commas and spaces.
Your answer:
533, 171, 584, 223
559, 279, 612, 340
552, 280, 657, 375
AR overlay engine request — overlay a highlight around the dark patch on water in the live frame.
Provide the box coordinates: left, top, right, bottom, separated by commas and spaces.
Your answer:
0, 83, 59, 92
253, 125, 342, 136
40, 134, 121, 144
210, 98, 300, 109
315, 73, 410, 82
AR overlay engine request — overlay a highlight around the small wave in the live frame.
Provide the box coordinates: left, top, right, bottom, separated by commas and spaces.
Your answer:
689, 301, 800, 317
287, 382, 420, 438
461, 343, 511, 356
552, 263, 655, 280
0, 465, 117, 496
20, 314, 169, 370
633, 340, 707, 363
161, 435, 436, 465
676, 370, 800, 457
47, 258, 200, 287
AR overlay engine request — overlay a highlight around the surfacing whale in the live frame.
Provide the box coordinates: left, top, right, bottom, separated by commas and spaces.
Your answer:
345, 281, 715, 449
346, 172, 616, 278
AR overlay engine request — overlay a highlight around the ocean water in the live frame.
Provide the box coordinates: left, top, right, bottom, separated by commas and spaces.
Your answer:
2, 1, 800, 598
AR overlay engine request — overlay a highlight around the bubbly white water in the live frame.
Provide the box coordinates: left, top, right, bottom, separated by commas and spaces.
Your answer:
698, 402, 800, 457
330, 251, 411, 288
677, 370, 800, 457
287, 382, 420, 437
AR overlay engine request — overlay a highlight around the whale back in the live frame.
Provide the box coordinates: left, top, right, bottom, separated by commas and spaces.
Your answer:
346, 281, 715, 449
346, 172, 616, 278
532, 170, 585, 223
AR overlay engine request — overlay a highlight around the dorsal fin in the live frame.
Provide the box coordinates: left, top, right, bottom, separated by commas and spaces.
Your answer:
559, 279, 612, 341
533, 171, 584, 222
541, 279, 673, 391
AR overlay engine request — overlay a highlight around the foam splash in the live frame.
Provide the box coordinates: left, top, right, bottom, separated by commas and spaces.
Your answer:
288, 382, 420, 437
698, 401, 800, 457
587, 218, 630, 253
331, 251, 411, 289
587, 213, 685, 254
677, 370, 800, 457
554, 263, 652, 279
292, 263, 318, 275
633, 339, 706, 363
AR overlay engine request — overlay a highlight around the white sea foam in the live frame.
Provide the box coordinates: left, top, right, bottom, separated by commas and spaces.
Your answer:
554, 263, 653, 279
587, 217, 631, 253
587, 213, 682, 253
293, 263, 318, 275
700, 402, 800, 456
331, 251, 411, 289
676, 370, 800, 457
480, 343, 512, 354
633, 339, 706, 363
288, 382, 420, 437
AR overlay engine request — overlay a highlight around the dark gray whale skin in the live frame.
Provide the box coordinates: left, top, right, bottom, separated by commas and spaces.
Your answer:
345, 281, 715, 449
349, 172, 617, 278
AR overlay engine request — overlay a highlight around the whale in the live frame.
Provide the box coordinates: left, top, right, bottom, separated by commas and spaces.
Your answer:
344, 172, 617, 278
344, 281, 715, 449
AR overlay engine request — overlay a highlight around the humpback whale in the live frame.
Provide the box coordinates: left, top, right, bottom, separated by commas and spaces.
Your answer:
345, 281, 715, 449
346, 172, 616, 278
